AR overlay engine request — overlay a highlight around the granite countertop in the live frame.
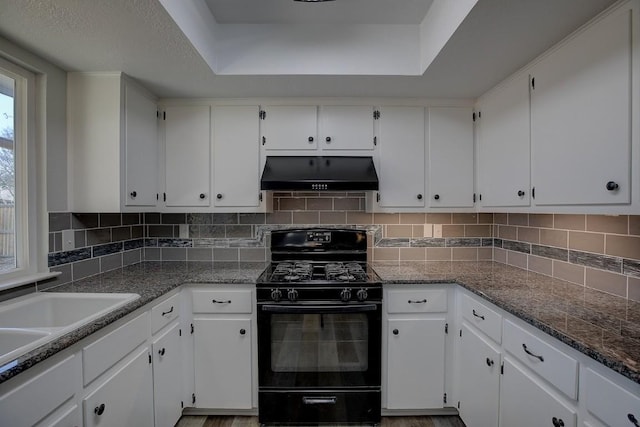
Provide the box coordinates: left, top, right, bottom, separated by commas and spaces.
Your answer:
0, 261, 266, 383
1, 260, 639, 387
373, 260, 640, 385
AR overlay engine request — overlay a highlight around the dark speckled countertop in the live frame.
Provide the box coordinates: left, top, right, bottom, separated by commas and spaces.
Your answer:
373, 261, 640, 385
1, 260, 639, 387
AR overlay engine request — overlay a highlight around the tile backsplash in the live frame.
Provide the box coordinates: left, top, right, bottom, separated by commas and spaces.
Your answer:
46, 193, 640, 302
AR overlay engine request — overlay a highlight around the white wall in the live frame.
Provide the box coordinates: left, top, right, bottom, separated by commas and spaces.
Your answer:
0, 36, 67, 212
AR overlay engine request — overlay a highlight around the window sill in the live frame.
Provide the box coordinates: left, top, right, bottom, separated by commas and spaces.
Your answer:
0, 271, 62, 292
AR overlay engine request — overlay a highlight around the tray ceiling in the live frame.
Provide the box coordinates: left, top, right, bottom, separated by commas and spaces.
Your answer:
0, 0, 617, 98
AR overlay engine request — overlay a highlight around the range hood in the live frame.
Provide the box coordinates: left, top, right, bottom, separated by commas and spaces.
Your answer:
260, 156, 379, 191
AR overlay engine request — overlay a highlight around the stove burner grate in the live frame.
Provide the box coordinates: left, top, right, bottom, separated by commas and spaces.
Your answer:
324, 262, 367, 282
270, 262, 313, 282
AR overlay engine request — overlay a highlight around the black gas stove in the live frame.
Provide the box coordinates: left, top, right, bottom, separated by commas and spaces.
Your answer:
256, 228, 382, 303
257, 228, 382, 426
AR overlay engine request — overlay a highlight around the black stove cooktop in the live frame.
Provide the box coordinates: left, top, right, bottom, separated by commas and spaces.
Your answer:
257, 261, 380, 286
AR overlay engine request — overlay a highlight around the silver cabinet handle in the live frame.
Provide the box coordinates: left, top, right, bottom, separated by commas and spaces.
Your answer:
303, 396, 336, 405
522, 343, 544, 362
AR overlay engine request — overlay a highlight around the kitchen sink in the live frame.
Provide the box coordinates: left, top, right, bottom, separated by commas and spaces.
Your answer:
0, 292, 140, 367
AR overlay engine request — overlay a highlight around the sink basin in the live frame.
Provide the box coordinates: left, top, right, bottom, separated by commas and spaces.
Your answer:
0, 292, 140, 367
0, 328, 51, 356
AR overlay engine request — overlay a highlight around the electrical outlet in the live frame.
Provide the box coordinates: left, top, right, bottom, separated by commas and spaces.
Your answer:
179, 224, 189, 239
433, 224, 443, 238
424, 224, 433, 237
62, 229, 75, 251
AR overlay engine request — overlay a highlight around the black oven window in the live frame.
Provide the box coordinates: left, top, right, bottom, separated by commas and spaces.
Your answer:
270, 313, 369, 372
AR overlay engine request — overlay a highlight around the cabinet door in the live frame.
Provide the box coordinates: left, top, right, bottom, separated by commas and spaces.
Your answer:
213, 106, 261, 207
530, 5, 632, 206
83, 348, 154, 427
428, 107, 474, 208
152, 323, 182, 427
477, 74, 531, 207
261, 105, 317, 150
164, 105, 211, 207
44, 405, 81, 427
386, 317, 446, 409
319, 105, 375, 150
124, 82, 158, 207
458, 324, 500, 427
499, 358, 577, 427
0, 355, 78, 427
193, 318, 252, 409
377, 107, 425, 208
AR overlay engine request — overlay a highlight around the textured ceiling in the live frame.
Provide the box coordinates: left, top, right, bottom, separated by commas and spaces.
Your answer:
204, 0, 434, 24
0, 0, 617, 99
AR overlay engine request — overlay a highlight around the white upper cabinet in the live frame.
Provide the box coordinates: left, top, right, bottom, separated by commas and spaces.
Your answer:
164, 105, 211, 208
261, 105, 318, 150
476, 73, 531, 208
67, 73, 158, 212
124, 82, 159, 208
428, 107, 474, 208
212, 106, 261, 208
376, 106, 426, 208
530, 4, 632, 206
319, 106, 375, 151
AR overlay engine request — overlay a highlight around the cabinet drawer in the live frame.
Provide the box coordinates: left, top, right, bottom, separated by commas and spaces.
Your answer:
0, 355, 77, 427
585, 368, 640, 427
503, 320, 578, 399
83, 312, 149, 386
151, 292, 180, 334
192, 289, 253, 314
386, 289, 447, 314
461, 293, 502, 343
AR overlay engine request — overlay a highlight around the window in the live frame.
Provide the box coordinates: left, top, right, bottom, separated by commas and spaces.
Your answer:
0, 56, 43, 286
0, 72, 17, 273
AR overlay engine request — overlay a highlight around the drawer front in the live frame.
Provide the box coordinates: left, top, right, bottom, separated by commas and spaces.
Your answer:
585, 368, 640, 427
0, 355, 77, 427
386, 289, 447, 314
461, 293, 503, 343
192, 289, 253, 314
151, 292, 180, 334
503, 319, 578, 399
83, 312, 149, 386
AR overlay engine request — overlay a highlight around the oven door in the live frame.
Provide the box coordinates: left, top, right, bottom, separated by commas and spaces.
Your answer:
258, 302, 381, 390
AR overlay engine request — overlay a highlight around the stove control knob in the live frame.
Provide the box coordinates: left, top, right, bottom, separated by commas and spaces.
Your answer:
270, 289, 282, 302
356, 288, 368, 302
287, 289, 299, 302
340, 288, 352, 302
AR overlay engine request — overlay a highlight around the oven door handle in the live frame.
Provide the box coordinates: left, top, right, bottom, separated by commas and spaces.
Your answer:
260, 304, 378, 314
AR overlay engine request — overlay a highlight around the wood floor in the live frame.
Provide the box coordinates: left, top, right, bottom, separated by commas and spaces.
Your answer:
175, 415, 467, 427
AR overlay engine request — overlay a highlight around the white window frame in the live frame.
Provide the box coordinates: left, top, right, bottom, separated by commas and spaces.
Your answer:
0, 56, 51, 290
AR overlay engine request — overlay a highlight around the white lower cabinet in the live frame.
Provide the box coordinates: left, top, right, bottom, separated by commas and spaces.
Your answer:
83, 347, 154, 427
584, 368, 640, 427
499, 357, 577, 427
152, 322, 183, 427
458, 323, 500, 427
193, 317, 253, 409
0, 354, 79, 427
384, 286, 449, 411
386, 317, 446, 409
45, 404, 82, 427
190, 286, 255, 410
